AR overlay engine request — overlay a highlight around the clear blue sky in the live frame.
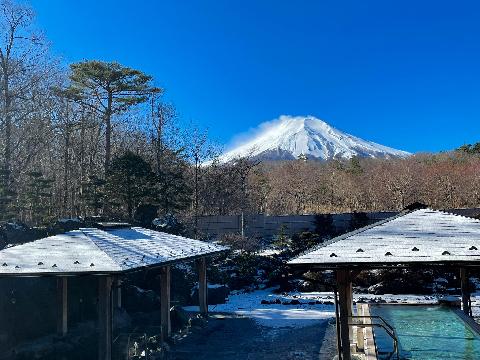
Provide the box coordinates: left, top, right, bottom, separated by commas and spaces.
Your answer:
30, 0, 480, 153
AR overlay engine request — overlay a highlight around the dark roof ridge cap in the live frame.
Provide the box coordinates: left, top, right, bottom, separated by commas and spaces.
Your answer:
434, 208, 480, 223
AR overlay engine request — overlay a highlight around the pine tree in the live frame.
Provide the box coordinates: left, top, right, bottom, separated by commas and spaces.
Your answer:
155, 149, 191, 215
349, 156, 363, 175
81, 175, 106, 215
106, 151, 155, 219
20, 171, 54, 226
0, 169, 16, 222
60, 61, 154, 173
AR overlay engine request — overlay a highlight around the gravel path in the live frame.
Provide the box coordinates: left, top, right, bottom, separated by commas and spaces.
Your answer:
167, 313, 336, 360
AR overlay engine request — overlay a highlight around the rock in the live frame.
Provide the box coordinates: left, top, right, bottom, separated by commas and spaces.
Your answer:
191, 284, 229, 305
0, 221, 44, 248
290, 299, 301, 305
123, 285, 160, 312
261, 300, 270, 305
189, 314, 207, 328
152, 214, 185, 235
171, 306, 191, 330
114, 307, 132, 329
50, 218, 84, 234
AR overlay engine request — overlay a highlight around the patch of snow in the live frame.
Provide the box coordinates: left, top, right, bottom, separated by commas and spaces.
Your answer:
58, 218, 81, 223
208, 284, 225, 289
257, 248, 282, 257
185, 288, 334, 328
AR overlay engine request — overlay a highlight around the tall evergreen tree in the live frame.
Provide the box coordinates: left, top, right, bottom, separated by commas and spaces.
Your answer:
0, 169, 15, 221
61, 61, 154, 173
20, 171, 54, 226
81, 175, 106, 216
106, 151, 154, 219
155, 149, 191, 215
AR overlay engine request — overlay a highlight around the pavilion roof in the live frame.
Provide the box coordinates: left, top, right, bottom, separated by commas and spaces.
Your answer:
288, 208, 480, 269
0, 227, 228, 276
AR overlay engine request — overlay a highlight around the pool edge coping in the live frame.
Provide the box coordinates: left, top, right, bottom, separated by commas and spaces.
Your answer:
454, 309, 480, 336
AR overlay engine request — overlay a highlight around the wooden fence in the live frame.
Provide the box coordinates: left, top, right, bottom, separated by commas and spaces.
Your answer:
197, 212, 398, 239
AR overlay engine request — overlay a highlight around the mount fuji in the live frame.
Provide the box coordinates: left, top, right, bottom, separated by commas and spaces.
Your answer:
219, 115, 410, 162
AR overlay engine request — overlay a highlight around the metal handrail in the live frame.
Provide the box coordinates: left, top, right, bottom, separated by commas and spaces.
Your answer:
350, 315, 395, 333
349, 315, 400, 360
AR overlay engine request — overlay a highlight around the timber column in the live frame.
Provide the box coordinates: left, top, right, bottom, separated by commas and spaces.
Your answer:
98, 276, 113, 360
56, 277, 68, 336
336, 269, 352, 360
160, 266, 171, 341
460, 268, 471, 316
196, 258, 208, 315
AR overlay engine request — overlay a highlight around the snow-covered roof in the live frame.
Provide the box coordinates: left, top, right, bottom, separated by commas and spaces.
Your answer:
288, 209, 480, 268
0, 227, 228, 276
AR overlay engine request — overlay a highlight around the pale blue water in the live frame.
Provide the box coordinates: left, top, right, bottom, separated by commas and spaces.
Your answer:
371, 305, 480, 360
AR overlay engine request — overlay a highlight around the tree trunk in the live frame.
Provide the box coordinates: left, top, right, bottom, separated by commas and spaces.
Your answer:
2, 69, 11, 187
104, 92, 113, 174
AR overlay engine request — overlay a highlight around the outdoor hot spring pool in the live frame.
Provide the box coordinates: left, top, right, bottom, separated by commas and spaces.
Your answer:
371, 305, 480, 360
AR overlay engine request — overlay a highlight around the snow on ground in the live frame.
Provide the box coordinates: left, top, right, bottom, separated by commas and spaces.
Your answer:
185, 287, 335, 328
185, 288, 480, 329
257, 248, 282, 257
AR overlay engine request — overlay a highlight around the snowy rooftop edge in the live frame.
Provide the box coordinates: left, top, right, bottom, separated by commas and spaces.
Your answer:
0, 227, 228, 276
288, 208, 480, 268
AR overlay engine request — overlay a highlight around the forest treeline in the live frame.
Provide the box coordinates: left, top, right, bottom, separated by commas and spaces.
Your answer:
1, 0, 479, 232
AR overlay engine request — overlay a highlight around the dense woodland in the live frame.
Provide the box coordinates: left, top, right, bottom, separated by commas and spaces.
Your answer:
1, 1, 480, 232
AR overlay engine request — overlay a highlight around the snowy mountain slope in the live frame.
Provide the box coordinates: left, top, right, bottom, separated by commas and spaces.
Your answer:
219, 115, 410, 162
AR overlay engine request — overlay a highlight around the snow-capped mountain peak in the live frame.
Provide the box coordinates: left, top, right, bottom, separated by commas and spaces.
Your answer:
219, 115, 410, 162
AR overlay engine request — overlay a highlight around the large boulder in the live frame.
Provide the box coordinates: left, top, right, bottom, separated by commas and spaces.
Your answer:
0, 221, 45, 248
190, 284, 229, 305
49, 218, 84, 234
122, 285, 160, 313
152, 214, 185, 235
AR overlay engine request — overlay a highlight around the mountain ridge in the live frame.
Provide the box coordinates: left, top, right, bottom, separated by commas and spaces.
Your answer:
219, 115, 410, 162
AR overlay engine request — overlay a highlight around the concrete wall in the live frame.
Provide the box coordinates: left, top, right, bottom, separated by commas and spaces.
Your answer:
197, 211, 399, 239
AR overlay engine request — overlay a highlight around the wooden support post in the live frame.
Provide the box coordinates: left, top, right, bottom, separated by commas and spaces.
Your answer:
98, 276, 113, 360
346, 281, 353, 341
56, 277, 68, 336
160, 266, 171, 341
116, 278, 122, 309
337, 269, 351, 360
333, 287, 342, 359
197, 258, 208, 315
460, 268, 471, 316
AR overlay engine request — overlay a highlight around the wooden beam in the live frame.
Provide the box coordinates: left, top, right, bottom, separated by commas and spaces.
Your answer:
196, 258, 208, 315
337, 269, 351, 360
460, 268, 471, 316
160, 266, 171, 341
98, 276, 113, 360
56, 277, 68, 336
